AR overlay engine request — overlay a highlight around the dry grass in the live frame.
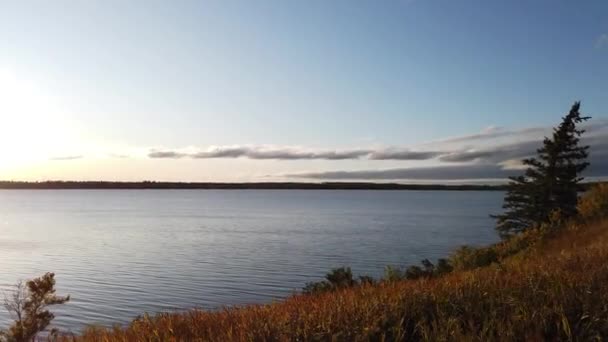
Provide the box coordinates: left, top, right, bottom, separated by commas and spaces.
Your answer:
57, 218, 608, 341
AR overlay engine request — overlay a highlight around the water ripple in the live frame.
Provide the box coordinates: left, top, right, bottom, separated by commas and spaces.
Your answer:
0, 190, 502, 331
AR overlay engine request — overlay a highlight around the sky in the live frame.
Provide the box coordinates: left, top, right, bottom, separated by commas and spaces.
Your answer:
0, 0, 607, 183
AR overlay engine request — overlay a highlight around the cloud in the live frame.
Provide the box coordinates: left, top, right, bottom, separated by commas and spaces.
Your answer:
586, 118, 608, 133
149, 150, 188, 159
191, 146, 371, 160
436, 120, 608, 163
145, 119, 608, 181
498, 159, 527, 170
287, 164, 513, 181
147, 120, 608, 163
439, 149, 503, 163
50, 155, 83, 161
428, 125, 546, 146
425, 119, 607, 148
595, 33, 608, 49
149, 146, 445, 161
368, 149, 442, 160
283, 120, 608, 181
438, 140, 540, 163
149, 146, 372, 160
287, 154, 608, 181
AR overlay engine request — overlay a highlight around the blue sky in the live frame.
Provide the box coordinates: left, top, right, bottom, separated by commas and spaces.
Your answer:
0, 0, 606, 182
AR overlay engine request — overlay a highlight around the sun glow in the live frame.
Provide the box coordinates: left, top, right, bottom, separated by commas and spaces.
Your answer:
0, 68, 76, 170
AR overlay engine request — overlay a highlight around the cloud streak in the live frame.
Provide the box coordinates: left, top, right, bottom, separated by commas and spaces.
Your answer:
149, 151, 188, 159
368, 149, 442, 160
191, 146, 371, 160
426, 125, 548, 146
287, 152, 608, 182
50, 155, 83, 161
438, 140, 540, 163
149, 146, 442, 161
288, 164, 513, 181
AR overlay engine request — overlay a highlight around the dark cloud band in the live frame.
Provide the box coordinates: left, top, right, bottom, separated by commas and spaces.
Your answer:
287, 154, 608, 181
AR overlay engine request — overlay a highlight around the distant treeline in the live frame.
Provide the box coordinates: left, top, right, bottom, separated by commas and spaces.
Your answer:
0, 181, 512, 190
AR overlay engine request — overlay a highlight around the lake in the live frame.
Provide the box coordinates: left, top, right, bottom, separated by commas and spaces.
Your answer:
0, 190, 502, 332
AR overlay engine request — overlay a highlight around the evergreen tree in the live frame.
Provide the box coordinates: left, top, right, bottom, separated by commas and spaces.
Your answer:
552, 103, 591, 217
494, 102, 590, 238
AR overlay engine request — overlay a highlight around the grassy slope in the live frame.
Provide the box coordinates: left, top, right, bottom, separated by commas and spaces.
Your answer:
68, 219, 608, 341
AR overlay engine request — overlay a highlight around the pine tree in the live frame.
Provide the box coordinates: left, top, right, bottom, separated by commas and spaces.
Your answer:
552, 102, 591, 217
494, 102, 590, 238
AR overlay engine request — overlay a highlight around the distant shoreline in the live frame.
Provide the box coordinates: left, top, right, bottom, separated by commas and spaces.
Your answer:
0, 181, 509, 191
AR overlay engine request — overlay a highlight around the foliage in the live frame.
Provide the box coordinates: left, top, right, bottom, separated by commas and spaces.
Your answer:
324, 267, 355, 288
494, 102, 591, 238
357, 275, 376, 285
382, 265, 404, 282
1, 273, 70, 342
304, 259, 454, 294
64, 219, 608, 341
578, 183, 608, 222
303, 267, 356, 294
301, 280, 332, 295
402, 258, 453, 280
432, 258, 454, 275
449, 245, 499, 271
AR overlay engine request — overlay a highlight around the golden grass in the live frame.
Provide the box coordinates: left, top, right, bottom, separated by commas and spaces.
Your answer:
59, 219, 608, 341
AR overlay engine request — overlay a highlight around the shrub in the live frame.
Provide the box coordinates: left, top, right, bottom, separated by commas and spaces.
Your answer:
404, 265, 425, 280
358, 275, 376, 285
450, 245, 499, 271
1, 273, 70, 342
303, 267, 356, 294
325, 267, 355, 288
302, 281, 332, 295
383, 265, 404, 282
402, 258, 454, 280
434, 258, 453, 275
578, 183, 608, 221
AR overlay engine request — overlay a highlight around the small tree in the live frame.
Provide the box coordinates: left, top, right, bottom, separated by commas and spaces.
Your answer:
494, 102, 590, 238
2, 273, 70, 342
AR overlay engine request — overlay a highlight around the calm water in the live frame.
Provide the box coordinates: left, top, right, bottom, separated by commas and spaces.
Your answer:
0, 190, 502, 332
